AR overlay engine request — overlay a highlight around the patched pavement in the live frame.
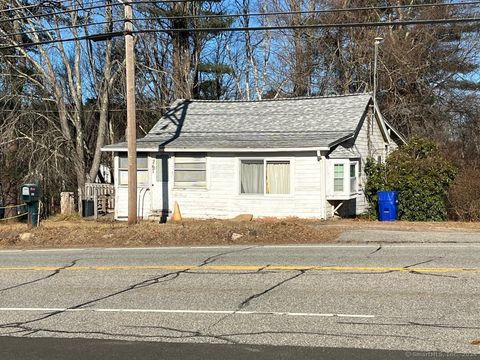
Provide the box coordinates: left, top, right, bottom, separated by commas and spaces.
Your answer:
0, 245, 479, 356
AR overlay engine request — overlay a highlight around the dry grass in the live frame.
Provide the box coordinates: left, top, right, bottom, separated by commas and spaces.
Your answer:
2, 217, 480, 249
0, 218, 340, 249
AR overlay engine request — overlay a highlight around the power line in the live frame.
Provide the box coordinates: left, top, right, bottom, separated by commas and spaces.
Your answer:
0, 0, 114, 15
1, 1, 478, 28
139, 16, 480, 33
1, 16, 479, 50
0, 2, 44, 15
133, 1, 480, 22
0, 0, 201, 26
2, 1, 479, 39
0, 108, 169, 113
3, 19, 125, 38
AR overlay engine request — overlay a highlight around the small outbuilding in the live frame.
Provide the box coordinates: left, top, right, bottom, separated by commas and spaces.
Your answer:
102, 93, 404, 220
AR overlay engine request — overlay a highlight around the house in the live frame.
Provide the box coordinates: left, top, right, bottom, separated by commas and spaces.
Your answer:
102, 93, 405, 221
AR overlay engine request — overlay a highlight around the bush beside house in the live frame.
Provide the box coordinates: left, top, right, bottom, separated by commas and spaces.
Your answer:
364, 138, 457, 221
448, 168, 480, 221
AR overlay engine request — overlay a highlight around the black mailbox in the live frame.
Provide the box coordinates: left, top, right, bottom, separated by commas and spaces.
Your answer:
20, 184, 41, 226
21, 184, 40, 203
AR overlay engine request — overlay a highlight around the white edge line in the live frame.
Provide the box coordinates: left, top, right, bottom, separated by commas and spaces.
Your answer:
0, 308, 374, 318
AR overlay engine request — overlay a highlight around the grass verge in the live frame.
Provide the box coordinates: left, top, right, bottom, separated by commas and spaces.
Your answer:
0, 218, 340, 249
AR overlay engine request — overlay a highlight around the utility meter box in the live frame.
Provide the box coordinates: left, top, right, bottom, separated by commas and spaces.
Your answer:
21, 184, 40, 203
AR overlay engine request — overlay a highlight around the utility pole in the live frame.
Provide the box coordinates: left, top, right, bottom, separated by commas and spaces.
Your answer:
124, 1, 137, 225
373, 36, 383, 110
371, 36, 383, 157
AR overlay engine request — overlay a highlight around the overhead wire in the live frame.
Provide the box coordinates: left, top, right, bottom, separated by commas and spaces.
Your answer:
1, 0, 478, 27
0, 108, 169, 112
1, 15, 479, 50
0, 0, 113, 15
1, 1, 479, 39
132, 1, 480, 22
0, 0, 205, 26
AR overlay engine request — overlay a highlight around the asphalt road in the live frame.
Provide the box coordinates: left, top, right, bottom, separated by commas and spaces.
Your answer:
0, 244, 479, 358
0, 336, 474, 360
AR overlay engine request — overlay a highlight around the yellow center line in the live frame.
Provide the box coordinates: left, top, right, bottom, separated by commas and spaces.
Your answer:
0, 265, 478, 273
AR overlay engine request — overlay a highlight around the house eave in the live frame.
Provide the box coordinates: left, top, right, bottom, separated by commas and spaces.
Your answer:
328, 133, 355, 148
102, 146, 331, 153
384, 119, 407, 144
162, 146, 331, 153
101, 147, 158, 152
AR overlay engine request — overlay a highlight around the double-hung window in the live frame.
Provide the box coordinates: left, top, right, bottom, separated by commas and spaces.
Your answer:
332, 161, 359, 195
174, 156, 207, 188
333, 164, 344, 192
240, 159, 290, 195
350, 162, 358, 193
118, 154, 149, 186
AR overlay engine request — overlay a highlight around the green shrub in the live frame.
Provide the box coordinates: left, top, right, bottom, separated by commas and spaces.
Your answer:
364, 138, 457, 221
364, 158, 388, 213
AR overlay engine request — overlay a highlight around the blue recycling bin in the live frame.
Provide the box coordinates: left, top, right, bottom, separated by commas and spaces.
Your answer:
378, 191, 398, 221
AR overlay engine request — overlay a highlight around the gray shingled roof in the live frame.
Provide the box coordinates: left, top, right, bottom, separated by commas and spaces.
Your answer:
103, 93, 372, 151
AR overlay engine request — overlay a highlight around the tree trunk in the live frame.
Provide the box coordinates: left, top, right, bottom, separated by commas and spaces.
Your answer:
172, 3, 192, 99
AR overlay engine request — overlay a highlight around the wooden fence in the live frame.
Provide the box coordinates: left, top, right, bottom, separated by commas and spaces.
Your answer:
84, 183, 115, 218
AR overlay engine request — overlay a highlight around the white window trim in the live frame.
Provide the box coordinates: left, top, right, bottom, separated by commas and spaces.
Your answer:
117, 153, 150, 188
238, 157, 294, 197
173, 154, 208, 190
349, 161, 359, 194
328, 159, 360, 199
333, 163, 345, 193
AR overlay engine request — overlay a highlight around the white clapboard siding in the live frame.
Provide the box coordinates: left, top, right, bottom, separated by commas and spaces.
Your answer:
114, 153, 155, 220
115, 186, 152, 220
112, 112, 399, 220
169, 152, 324, 219
352, 111, 390, 215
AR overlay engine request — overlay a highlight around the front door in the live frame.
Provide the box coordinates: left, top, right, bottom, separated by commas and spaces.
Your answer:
152, 155, 169, 222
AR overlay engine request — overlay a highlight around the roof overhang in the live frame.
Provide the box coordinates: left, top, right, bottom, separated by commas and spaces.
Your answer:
101, 146, 330, 153
328, 133, 355, 148
101, 146, 158, 152
384, 119, 407, 144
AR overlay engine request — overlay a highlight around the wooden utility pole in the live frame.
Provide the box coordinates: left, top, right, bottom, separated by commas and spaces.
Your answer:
124, 1, 137, 225
373, 37, 383, 111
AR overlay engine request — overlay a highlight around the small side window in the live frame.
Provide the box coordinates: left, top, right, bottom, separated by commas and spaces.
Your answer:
333, 164, 344, 192
350, 163, 358, 193
118, 154, 149, 186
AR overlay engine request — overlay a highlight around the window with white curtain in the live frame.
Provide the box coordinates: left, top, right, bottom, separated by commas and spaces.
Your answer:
118, 154, 149, 186
240, 159, 290, 195
174, 156, 207, 188
266, 161, 290, 194
240, 160, 264, 194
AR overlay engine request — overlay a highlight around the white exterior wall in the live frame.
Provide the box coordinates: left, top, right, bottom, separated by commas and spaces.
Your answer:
112, 112, 401, 221
114, 154, 153, 220
169, 152, 325, 219
113, 151, 326, 220
324, 109, 395, 218
347, 110, 391, 216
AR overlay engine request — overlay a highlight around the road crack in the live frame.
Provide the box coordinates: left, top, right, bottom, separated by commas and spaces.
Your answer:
0, 259, 79, 293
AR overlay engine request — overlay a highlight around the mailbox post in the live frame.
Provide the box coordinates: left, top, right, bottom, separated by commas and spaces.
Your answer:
21, 184, 41, 226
